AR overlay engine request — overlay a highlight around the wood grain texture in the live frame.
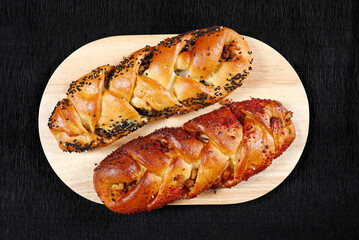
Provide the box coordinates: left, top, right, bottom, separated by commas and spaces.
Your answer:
38, 35, 309, 205
2, 0, 357, 239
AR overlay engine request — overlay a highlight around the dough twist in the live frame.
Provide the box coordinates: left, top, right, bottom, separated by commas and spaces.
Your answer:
94, 99, 295, 214
48, 27, 252, 152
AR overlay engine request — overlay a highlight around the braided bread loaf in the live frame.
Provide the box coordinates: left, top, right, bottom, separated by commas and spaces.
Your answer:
48, 27, 252, 152
94, 98, 295, 214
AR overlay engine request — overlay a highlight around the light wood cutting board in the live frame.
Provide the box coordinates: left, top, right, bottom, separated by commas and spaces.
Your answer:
38, 34, 309, 205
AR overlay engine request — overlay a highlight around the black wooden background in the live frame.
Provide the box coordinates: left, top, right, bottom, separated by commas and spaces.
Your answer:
1, 0, 358, 239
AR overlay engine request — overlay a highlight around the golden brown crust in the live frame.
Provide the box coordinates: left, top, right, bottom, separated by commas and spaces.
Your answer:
48, 26, 253, 152
93, 98, 296, 214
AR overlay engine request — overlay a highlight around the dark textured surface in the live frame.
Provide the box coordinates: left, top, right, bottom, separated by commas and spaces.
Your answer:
1, 0, 358, 239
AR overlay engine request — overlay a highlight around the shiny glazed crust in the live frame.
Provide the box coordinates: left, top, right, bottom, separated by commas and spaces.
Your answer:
48, 26, 253, 152
93, 99, 296, 214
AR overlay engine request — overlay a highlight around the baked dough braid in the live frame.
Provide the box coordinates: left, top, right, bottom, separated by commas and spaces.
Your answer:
94, 99, 295, 214
48, 27, 253, 152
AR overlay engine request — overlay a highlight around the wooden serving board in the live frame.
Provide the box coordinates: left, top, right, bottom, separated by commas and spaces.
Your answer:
38, 34, 309, 205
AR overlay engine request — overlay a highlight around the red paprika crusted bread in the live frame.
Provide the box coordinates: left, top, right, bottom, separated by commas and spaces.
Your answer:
93, 98, 295, 214
48, 26, 253, 152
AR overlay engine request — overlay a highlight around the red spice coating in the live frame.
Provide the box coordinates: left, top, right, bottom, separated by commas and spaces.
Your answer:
94, 98, 296, 214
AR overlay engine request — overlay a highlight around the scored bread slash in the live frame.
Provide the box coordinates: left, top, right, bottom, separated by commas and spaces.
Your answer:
48, 26, 253, 152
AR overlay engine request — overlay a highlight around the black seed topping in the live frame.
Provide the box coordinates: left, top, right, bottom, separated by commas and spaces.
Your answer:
49, 26, 252, 153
